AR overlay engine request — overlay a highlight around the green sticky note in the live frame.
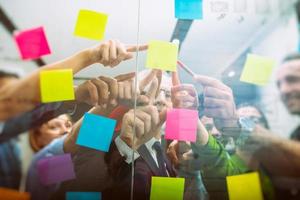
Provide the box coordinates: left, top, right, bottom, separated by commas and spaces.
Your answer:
226, 172, 263, 200
150, 177, 185, 200
240, 54, 276, 86
146, 40, 179, 72
74, 9, 108, 40
40, 69, 74, 103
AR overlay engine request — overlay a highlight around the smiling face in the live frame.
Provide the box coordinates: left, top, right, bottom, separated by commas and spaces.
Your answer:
30, 114, 72, 152
277, 60, 300, 115
37, 114, 72, 144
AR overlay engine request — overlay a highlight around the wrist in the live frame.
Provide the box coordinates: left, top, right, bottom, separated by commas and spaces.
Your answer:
85, 46, 101, 66
77, 48, 97, 70
215, 118, 240, 137
196, 120, 209, 146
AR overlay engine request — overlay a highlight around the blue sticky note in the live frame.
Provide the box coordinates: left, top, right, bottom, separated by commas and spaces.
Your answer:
175, 0, 203, 20
76, 113, 116, 152
66, 192, 101, 200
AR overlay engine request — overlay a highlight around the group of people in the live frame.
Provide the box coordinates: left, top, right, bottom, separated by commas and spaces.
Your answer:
1, 39, 300, 200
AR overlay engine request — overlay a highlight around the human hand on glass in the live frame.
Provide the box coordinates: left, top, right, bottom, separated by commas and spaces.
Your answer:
193, 74, 239, 135
88, 39, 148, 67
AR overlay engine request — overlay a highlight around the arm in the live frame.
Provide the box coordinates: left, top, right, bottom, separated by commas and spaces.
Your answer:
0, 71, 124, 143
0, 40, 147, 121
64, 105, 116, 154
63, 70, 153, 154
169, 81, 247, 177
191, 132, 248, 177
246, 126, 300, 177
193, 75, 240, 136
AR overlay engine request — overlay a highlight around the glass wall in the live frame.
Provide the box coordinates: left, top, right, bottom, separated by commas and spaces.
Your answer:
0, 0, 300, 200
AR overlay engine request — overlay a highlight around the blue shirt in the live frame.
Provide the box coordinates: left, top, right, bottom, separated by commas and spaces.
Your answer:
26, 135, 66, 200
0, 138, 21, 189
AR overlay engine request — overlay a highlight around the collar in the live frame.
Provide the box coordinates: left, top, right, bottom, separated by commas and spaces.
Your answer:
145, 137, 161, 152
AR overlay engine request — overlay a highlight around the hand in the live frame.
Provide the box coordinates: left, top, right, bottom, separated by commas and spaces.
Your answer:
167, 140, 201, 172
116, 69, 162, 107
193, 75, 239, 133
171, 72, 209, 145
88, 40, 148, 67
240, 125, 273, 154
120, 106, 163, 149
170, 71, 198, 110
75, 72, 135, 107
171, 84, 199, 110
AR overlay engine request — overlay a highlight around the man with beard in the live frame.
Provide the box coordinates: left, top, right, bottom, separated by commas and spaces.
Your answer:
277, 53, 300, 141
188, 53, 300, 199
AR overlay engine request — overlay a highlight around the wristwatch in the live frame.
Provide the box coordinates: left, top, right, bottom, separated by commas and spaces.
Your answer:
239, 117, 256, 132
236, 117, 256, 146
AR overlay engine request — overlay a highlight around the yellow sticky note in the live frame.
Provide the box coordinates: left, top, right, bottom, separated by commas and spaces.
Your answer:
240, 54, 276, 86
74, 9, 108, 40
0, 187, 30, 200
146, 40, 179, 72
226, 172, 263, 200
40, 69, 74, 103
150, 177, 185, 200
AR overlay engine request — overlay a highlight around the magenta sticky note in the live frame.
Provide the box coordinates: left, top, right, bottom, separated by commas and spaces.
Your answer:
14, 26, 51, 60
37, 154, 76, 185
165, 109, 198, 142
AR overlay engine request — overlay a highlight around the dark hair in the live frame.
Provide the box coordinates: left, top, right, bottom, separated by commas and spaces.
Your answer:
0, 70, 19, 79
282, 53, 300, 63
237, 103, 270, 129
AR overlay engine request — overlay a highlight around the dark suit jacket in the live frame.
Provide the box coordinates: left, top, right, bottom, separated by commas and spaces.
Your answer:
51, 138, 176, 200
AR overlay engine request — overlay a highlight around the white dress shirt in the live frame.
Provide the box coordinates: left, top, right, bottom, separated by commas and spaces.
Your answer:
115, 136, 161, 167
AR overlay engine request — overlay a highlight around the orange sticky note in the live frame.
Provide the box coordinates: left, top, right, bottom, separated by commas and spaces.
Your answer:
226, 172, 263, 200
0, 188, 30, 200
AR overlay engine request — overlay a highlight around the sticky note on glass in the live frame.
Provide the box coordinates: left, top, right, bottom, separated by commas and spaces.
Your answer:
165, 109, 198, 142
0, 188, 30, 200
226, 172, 263, 200
175, 0, 203, 19
14, 26, 51, 60
76, 113, 116, 152
74, 9, 108, 40
150, 177, 185, 200
37, 154, 75, 185
146, 40, 179, 72
66, 192, 102, 200
40, 69, 75, 103
240, 54, 276, 86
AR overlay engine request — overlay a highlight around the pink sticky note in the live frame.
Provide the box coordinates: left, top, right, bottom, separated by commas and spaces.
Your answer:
165, 109, 198, 142
14, 27, 51, 60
